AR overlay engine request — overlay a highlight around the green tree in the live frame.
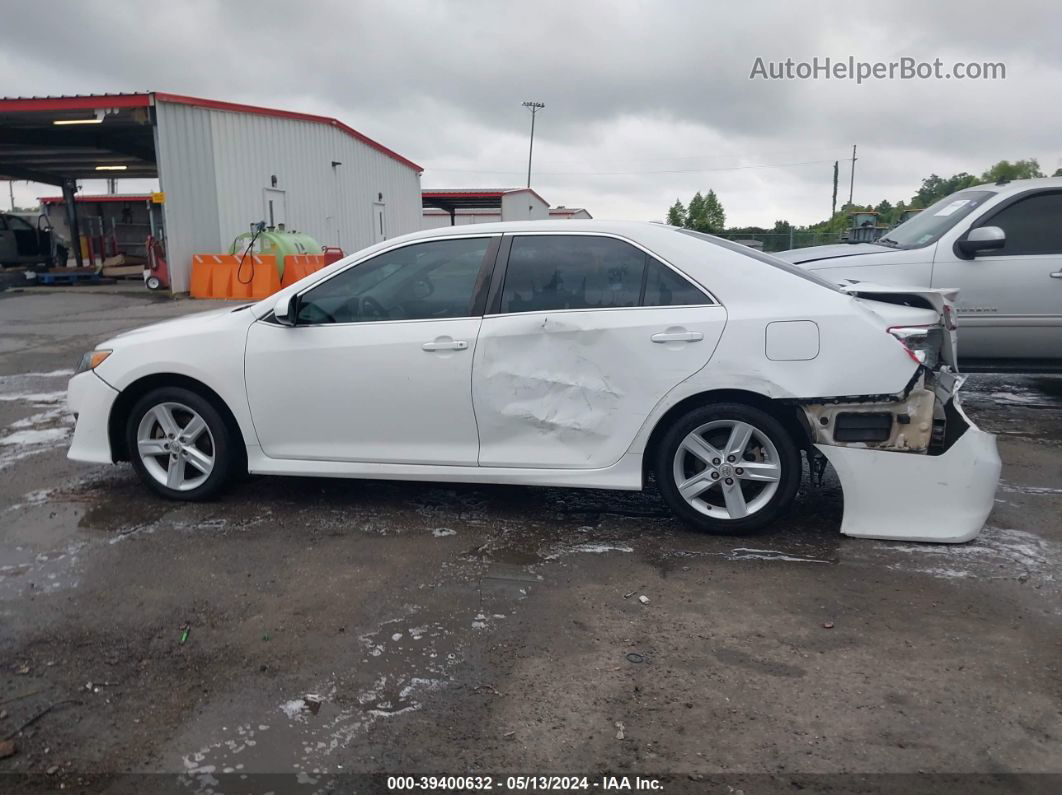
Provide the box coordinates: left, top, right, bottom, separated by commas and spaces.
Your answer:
1053, 168, 1062, 177
912, 172, 976, 208
666, 198, 687, 227
980, 158, 1045, 183
686, 192, 705, 230
701, 189, 726, 233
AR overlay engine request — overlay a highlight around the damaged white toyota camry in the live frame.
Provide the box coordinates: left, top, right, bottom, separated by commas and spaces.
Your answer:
67, 221, 1000, 542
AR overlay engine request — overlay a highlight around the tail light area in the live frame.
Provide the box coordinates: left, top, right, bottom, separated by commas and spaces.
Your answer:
888, 325, 945, 369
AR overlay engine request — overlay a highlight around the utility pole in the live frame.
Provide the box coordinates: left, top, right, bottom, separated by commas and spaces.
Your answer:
848, 145, 857, 207
8, 180, 14, 211
831, 161, 839, 218
522, 101, 545, 189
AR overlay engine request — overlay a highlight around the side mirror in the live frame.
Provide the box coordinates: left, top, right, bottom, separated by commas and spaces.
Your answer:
956, 226, 1005, 258
274, 293, 296, 326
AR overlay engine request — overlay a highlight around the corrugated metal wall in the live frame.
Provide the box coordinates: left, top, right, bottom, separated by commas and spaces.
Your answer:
155, 100, 422, 292
153, 102, 222, 292
501, 190, 549, 221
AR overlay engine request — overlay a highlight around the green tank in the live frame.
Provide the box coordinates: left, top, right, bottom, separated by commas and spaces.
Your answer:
230, 226, 321, 278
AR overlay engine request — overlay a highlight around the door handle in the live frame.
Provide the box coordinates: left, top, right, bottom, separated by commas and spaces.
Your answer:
651, 331, 703, 343
1050, 271, 1062, 279
422, 339, 469, 351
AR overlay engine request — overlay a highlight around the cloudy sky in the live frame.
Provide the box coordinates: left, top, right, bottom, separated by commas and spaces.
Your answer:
2, 0, 1059, 226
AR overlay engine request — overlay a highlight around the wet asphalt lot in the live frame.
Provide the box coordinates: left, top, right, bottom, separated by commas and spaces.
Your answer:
0, 288, 1060, 793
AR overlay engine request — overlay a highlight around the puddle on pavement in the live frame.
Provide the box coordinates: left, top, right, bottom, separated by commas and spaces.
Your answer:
963, 374, 1062, 443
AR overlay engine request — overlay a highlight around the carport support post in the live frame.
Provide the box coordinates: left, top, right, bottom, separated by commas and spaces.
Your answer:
61, 179, 83, 270
449, 207, 456, 226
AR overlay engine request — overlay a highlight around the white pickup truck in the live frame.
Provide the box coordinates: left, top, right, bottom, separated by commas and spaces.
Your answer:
776, 177, 1062, 369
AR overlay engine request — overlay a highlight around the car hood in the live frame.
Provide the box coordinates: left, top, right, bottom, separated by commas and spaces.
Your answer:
103, 305, 255, 348
774, 243, 926, 268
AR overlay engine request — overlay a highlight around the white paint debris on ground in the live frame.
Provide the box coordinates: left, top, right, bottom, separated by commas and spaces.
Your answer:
545, 541, 634, 559
176, 600, 510, 782
0, 540, 87, 598
671, 547, 833, 565
0, 369, 73, 383
0, 390, 67, 404
879, 526, 1057, 584
724, 547, 831, 564
432, 527, 457, 537
1001, 481, 1062, 496
0, 372, 75, 471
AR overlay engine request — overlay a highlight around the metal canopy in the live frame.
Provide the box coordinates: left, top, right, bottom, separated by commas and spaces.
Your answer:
0, 94, 157, 185
422, 189, 548, 225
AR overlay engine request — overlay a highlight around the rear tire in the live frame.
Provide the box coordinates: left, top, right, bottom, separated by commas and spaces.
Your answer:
125, 386, 238, 501
653, 402, 800, 534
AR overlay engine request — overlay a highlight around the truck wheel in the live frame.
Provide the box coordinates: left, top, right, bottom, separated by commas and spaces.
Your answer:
654, 402, 801, 534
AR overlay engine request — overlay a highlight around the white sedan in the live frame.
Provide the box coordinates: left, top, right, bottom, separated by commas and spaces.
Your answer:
67, 221, 1000, 542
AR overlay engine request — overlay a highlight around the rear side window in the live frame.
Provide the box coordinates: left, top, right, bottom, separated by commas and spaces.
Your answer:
977, 191, 1062, 256
643, 258, 709, 306
500, 235, 709, 313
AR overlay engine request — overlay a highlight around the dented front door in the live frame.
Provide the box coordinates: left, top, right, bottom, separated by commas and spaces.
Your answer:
472, 307, 726, 469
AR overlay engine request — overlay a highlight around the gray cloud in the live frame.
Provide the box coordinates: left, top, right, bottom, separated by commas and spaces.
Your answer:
2, 0, 1059, 224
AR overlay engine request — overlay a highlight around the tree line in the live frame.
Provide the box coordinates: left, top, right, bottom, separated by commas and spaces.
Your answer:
665, 158, 1055, 251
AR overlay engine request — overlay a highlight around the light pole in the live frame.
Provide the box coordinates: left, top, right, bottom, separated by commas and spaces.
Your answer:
522, 101, 544, 188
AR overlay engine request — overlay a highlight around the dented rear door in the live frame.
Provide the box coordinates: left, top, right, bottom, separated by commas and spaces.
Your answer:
472, 233, 726, 469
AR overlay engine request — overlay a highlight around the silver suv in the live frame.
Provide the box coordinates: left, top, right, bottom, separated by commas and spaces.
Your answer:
777, 177, 1062, 369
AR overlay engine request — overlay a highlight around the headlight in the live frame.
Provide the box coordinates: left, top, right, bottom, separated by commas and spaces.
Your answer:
75, 349, 112, 375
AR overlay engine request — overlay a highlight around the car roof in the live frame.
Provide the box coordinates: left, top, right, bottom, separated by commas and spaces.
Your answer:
965, 176, 1062, 197
397, 219, 664, 242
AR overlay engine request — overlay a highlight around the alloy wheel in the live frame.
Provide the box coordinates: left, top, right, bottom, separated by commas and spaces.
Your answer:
136, 401, 215, 492
671, 419, 782, 520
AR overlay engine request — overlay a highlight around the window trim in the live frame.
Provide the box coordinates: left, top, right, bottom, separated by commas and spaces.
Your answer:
484, 231, 717, 317
285, 233, 503, 327
959, 188, 1062, 259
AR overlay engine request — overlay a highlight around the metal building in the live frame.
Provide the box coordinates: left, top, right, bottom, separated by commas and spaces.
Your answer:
0, 92, 423, 292
421, 188, 550, 229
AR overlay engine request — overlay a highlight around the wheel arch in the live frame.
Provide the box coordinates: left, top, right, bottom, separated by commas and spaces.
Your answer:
109, 373, 247, 464
640, 388, 812, 484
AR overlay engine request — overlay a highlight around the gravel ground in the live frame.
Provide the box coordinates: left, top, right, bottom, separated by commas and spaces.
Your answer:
1, 288, 1059, 794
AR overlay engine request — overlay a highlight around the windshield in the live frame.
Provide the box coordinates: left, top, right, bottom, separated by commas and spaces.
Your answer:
877, 190, 995, 249
675, 228, 843, 292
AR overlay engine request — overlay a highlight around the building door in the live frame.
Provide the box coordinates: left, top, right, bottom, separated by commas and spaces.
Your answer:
263, 189, 287, 229
372, 202, 387, 243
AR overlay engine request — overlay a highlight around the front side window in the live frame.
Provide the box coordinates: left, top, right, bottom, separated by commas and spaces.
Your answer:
6, 215, 33, 231
296, 237, 492, 325
976, 191, 1062, 256
500, 235, 709, 313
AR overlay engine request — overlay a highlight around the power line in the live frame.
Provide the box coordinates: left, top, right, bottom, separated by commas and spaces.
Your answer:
504, 146, 853, 168
427, 158, 844, 177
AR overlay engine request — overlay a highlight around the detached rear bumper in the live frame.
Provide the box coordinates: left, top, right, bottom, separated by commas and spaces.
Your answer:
816, 401, 1000, 543
67, 371, 118, 464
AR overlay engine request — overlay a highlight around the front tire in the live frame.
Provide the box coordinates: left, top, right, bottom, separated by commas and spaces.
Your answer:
126, 387, 238, 501
653, 402, 800, 534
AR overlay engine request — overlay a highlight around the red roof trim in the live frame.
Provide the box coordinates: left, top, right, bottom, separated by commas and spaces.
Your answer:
153, 93, 422, 173
39, 194, 152, 204
0, 92, 422, 174
423, 188, 549, 205
0, 94, 151, 112
422, 191, 506, 199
